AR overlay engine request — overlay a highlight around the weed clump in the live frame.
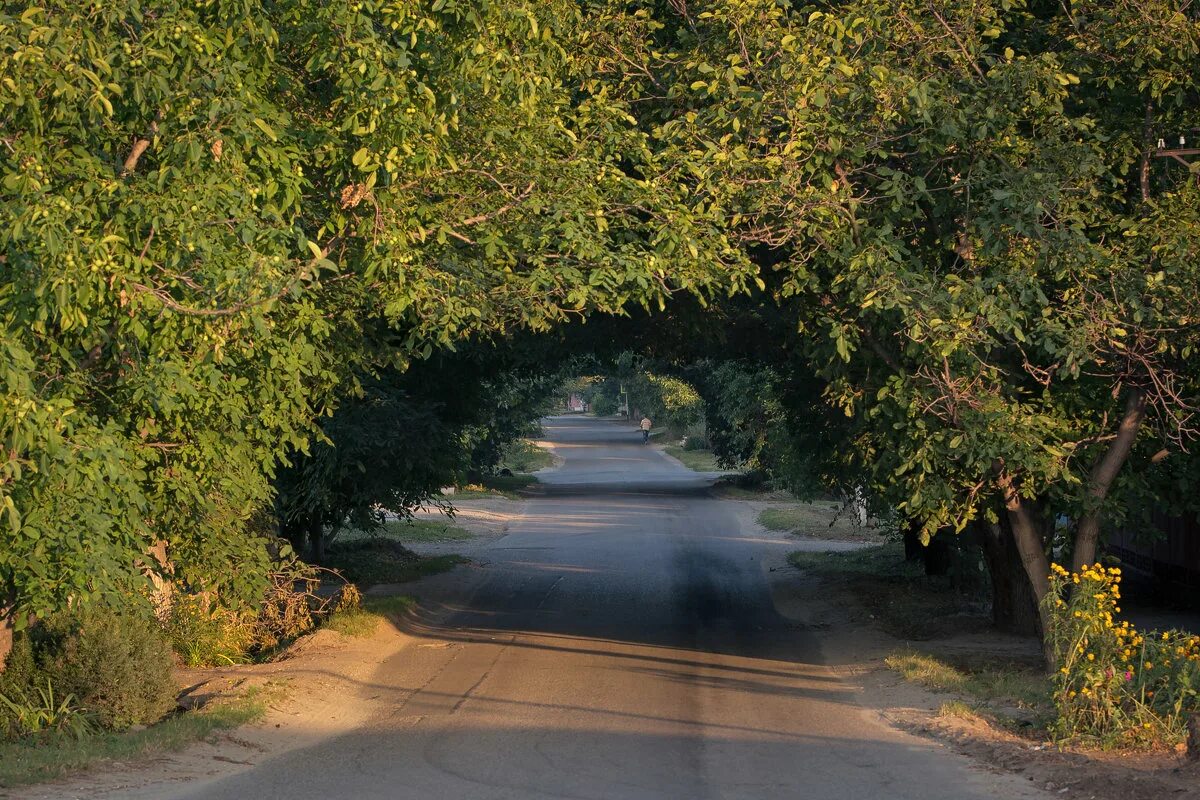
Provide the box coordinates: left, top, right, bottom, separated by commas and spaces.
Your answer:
1044, 563, 1200, 747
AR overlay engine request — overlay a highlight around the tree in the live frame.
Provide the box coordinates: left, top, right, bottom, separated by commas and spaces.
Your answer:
586, 0, 1200, 652
0, 0, 756, 658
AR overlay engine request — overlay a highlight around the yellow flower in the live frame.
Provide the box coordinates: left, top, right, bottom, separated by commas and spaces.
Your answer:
1086, 653, 1095, 661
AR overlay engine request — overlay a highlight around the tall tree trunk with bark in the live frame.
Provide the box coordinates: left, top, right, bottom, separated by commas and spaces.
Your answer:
1071, 390, 1147, 572
0, 607, 13, 672
976, 520, 1041, 636
996, 469, 1056, 668
307, 514, 325, 564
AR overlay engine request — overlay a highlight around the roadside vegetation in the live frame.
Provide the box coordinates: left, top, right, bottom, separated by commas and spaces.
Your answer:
373, 519, 474, 544
324, 541, 466, 589
324, 595, 417, 638
1, 0, 1198, 771
758, 504, 869, 542
886, 651, 1051, 732
0, 684, 275, 789
663, 444, 722, 472
787, 544, 990, 640
498, 440, 556, 474
447, 440, 552, 499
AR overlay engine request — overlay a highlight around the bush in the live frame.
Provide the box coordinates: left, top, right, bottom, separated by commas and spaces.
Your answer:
35, 608, 177, 732
165, 595, 256, 668
1044, 563, 1200, 747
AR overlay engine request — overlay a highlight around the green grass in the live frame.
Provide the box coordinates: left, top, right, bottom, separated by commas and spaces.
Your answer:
380, 518, 474, 542
0, 685, 276, 788
499, 439, 555, 473
938, 700, 983, 721
449, 473, 540, 500
443, 439, 553, 500
885, 650, 1048, 710
886, 650, 1051, 732
324, 595, 417, 637
663, 445, 723, 472
758, 503, 868, 541
325, 539, 467, 588
787, 543, 989, 639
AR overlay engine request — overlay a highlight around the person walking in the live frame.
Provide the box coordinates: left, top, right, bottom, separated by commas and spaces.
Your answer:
639, 416, 652, 443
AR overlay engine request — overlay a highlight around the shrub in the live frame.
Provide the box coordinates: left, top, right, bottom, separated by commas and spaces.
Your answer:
165, 595, 256, 668
36, 607, 177, 731
1043, 563, 1200, 747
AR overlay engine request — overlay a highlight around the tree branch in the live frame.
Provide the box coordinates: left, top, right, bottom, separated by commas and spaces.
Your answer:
928, 3, 986, 80
1070, 388, 1147, 571
121, 112, 163, 177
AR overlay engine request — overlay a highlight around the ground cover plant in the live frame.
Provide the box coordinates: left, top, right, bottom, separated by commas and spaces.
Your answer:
759, 504, 869, 542
0, 684, 273, 789
788, 544, 991, 639
886, 650, 1051, 729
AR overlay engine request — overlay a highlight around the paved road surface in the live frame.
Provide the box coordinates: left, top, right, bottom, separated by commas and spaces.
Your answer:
168, 416, 1045, 800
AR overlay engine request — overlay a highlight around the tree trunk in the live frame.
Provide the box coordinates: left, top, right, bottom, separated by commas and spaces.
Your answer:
307, 514, 325, 564
853, 486, 869, 527
1071, 389, 1146, 572
0, 608, 13, 672
903, 522, 923, 561
996, 469, 1056, 668
922, 536, 953, 577
977, 520, 1041, 636
281, 514, 307, 555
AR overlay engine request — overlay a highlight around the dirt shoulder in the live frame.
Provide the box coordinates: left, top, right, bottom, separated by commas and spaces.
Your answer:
768, 543, 1200, 800
10, 496, 523, 798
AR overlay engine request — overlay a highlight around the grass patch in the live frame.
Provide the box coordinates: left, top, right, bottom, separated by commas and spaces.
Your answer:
759, 503, 869, 541
379, 518, 473, 543
787, 543, 989, 639
362, 595, 418, 617
938, 700, 982, 721
500, 440, 555, 473
0, 685, 275, 788
885, 650, 1048, 710
663, 445, 723, 472
450, 473, 539, 500
325, 539, 467, 588
324, 595, 418, 638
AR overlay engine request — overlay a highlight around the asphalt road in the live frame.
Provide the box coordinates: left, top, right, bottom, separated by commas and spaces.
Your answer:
170, 416, 1046, 800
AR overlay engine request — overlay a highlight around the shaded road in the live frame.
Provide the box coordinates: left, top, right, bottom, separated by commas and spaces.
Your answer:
170, 416, 1045, 800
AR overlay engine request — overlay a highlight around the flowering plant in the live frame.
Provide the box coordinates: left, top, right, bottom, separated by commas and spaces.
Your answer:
1043, 563, 1200, 746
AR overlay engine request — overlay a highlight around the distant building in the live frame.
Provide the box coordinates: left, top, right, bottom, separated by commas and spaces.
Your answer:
567, 393, 588, 412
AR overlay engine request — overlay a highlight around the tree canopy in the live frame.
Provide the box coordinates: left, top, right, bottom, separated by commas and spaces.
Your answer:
2, 0, 1198, 655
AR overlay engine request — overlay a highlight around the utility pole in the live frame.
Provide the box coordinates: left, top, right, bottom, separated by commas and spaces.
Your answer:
1155, 133, 1200, 186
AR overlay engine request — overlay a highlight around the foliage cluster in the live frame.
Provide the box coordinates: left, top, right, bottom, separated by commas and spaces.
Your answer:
0, 607, 175, 736
166, 565, 362, 667
1044, 564, 1200, 747
1, 0, 753, 636
1, 0, 1199, 685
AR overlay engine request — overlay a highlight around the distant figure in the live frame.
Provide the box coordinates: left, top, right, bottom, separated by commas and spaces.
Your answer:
639, 417, 652, 443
